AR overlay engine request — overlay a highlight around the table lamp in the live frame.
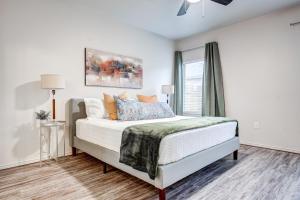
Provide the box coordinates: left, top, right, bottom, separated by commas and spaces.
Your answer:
41, 74, 65, 120
162, 85, 174, 104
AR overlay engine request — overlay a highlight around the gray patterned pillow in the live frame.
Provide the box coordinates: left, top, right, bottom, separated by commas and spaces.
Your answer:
115, 97, 175, 121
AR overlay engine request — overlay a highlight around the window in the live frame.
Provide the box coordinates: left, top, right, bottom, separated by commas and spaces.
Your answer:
183, 61, 204, 116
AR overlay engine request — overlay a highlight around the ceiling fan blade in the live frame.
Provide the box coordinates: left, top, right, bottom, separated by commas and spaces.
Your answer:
177, 0, 190, 16
210, 0, 233, 6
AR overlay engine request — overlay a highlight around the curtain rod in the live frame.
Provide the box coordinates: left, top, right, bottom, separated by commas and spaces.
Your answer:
181, 45, 205, 53
290, 21, 300, 26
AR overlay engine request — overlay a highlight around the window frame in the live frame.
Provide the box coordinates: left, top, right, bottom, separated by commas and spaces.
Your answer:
182, 59, 204, 117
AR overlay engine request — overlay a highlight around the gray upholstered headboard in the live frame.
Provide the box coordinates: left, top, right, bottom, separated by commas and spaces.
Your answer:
69, 99, 87, 146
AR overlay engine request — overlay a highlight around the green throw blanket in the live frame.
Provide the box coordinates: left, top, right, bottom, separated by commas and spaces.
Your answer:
119, 117, 238, 179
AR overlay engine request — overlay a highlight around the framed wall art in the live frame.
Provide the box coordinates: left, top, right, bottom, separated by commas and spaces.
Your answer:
85, 48, 143, 89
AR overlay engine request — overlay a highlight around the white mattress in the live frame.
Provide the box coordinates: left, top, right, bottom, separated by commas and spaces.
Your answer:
76, 116, 237, 165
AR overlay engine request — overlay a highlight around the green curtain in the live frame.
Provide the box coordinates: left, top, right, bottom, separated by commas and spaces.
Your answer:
173, 51, 184, 115
202, 42, 225, 117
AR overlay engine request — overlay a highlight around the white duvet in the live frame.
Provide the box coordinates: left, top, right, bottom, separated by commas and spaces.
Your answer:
76, 116, 237, 165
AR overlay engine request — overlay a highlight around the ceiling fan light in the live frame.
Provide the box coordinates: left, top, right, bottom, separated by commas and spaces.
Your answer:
187, 0, 201, 3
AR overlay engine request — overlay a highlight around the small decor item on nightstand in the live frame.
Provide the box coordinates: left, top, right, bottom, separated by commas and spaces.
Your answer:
35, 110, 50, 123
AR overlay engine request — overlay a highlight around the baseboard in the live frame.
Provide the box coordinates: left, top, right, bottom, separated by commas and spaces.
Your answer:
0, 151, 72, 170
0, 158, 41, 170
241, 142, 300, 154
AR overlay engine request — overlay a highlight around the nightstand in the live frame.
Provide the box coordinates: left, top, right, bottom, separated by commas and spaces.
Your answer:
39, 121, 66, 166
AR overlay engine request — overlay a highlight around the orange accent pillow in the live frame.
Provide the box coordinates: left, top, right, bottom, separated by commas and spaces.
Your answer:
137, 95, 158, 103
103, 92, 128, 120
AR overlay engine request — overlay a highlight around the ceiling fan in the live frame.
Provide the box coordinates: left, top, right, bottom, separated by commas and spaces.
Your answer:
177, 0, 233, 16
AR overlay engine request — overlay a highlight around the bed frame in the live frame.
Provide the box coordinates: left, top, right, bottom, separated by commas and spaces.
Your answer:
68, 99, 240, 200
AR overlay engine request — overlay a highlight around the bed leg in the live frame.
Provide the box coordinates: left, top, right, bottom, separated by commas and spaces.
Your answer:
103, 163, 107, 174
158, 189, 166, 200
233, 150, 238, 160
72, 147, 77, 156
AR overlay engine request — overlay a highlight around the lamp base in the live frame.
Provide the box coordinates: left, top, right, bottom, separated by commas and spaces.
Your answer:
166, 94, 169, 104
52, 90, 56, 120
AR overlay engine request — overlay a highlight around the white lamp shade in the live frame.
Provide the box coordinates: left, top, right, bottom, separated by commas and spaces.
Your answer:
41, 74, 65, 89
162, 85, 174, 95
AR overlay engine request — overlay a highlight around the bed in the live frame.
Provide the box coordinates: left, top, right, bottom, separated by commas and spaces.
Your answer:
69, 99, 240, 200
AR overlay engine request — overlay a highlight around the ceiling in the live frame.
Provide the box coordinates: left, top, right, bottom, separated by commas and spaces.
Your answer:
90, 0, 300, 39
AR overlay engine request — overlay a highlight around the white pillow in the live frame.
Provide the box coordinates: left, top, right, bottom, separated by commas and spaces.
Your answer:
84, 98, 105, 119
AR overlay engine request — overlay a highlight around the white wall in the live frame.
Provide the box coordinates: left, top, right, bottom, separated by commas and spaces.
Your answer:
0, 0, 174, 169
176, 6, 300, 153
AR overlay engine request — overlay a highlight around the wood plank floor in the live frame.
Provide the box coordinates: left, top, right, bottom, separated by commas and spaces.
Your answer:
0, 145, 300, 200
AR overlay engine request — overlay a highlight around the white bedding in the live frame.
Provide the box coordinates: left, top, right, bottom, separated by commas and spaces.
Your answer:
76, 116, 237, 165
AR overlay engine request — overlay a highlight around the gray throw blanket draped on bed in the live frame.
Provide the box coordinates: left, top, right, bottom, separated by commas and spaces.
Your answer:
119, 117, 238, 179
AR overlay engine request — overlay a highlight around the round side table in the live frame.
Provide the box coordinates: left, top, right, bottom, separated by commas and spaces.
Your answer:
39, 121, 66, 166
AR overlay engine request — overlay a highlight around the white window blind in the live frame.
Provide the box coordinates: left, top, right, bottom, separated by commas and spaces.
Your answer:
183, 61, 204, 116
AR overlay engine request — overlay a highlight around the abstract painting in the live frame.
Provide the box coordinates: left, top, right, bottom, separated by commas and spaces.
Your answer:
85, 48, 143, 89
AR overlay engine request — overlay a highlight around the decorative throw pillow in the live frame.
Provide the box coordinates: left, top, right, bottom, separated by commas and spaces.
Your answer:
137, 95, 158, 103
115, 97, 175, 121
84, 98, 105, 119
103, 92, 128, 120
